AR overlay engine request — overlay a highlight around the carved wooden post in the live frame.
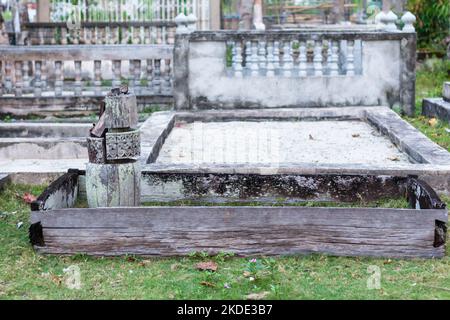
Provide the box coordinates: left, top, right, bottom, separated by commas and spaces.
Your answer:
86, 87, 141, 208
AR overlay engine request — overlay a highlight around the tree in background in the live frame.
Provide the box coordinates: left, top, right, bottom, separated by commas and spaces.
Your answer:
407, 0, 450, 54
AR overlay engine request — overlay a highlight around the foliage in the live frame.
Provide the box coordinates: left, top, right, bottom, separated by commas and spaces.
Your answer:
407, 0, 450, 52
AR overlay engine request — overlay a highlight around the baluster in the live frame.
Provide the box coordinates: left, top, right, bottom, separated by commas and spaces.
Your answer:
232, 41, 243, 78
162, 26, 167, 45
266, 41, 275, 77
258, 41, 267, 76
122, 27, 129, 44
105, 26, 111, 44
93, 26, 99, 44
140, 26, 145, 44
61, 27, 67, 45
0, 61, 3, 96
83, 27, 89, 44
144, 26, 151, 44
41, 61, 47, 93
346, 40, 355, 76
72, 28, 80, 45
38, 29, 44, 45
34, 61, 42, 97
23, 61, 30, 94
164, 59, 171, 94
156, 27, 162, 45
283, 41, 293, 77
298, 41, 307, 77
244, 41, 252, 76
114, 26, 120, 44
54, 61, 63, 96
14, 61, 23, 97
273, 41, 280, 73
129, 59, 135, 88
135, 60, 142, 93
74, 61, 82, 95
313, 41, 323, 76
146, 60, 153, 91
167, 27, 175, 45
329, 40, 339, 76
250, 41, 259, 77
153, 59, 162, 94
112, 60, 122, 87
94, 60, 102, 96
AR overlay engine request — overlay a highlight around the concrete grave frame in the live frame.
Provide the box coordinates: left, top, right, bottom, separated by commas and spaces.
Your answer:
29, 169, 448, 258
140, 107, 450, 196
173, 30, 416, 115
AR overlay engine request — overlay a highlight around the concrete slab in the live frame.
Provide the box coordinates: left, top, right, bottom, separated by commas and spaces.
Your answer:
444, 82, 450, 102
156, 120, 412, 165
141, 107, 450, 194
422, 98, 450, 124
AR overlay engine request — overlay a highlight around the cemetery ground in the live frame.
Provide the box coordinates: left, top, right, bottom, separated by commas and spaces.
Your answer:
0, 59, 449, 300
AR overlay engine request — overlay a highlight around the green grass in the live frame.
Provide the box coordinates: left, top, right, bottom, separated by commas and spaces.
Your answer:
0, 183, 449, 300
1, 59, 450, 300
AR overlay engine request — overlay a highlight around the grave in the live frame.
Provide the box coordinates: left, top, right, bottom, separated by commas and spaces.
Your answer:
423, 82, 450, 124
28, 15, 450, 258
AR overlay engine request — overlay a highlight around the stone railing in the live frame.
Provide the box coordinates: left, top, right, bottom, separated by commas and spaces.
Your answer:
0, 45, 173, 116
19, 21, 177, 46
174, 14, 417, 115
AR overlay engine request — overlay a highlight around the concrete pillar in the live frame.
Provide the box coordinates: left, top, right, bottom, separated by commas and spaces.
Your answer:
210, 0, 221, 30
37, 0, 51, 22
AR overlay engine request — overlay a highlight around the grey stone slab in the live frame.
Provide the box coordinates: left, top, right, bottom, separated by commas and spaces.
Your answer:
443, 82, 450, 102
422, 98, 450, 124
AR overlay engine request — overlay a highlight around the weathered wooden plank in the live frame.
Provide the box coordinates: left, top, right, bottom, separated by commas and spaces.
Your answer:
30, 206, 447, 258
85, 162, 141, 208
0, 174, 10, 191
31, 170, 79, 211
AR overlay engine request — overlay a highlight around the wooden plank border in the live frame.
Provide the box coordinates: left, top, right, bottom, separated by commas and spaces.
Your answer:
29, 171, 448, 258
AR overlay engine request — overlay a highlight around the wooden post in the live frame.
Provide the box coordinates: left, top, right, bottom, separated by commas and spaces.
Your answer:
37, 0, 51, 23
210, 0, 221, 30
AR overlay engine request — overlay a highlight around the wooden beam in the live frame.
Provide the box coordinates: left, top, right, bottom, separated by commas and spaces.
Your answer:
30, 205, 447, 258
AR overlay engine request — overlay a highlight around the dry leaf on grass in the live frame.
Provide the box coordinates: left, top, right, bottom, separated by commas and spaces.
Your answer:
195, 261, 218, 272
428, 118, 438, 127
200, 281, 216, 288
22, 193, 37, 204
246, 291, 270, 300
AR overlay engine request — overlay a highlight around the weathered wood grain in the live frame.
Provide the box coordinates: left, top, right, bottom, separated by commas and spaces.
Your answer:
86, 162, 141, 208
30, 206, 447, 258
31, 170, 79, 211
104, 94, 139, 129
0, 174, 10, 191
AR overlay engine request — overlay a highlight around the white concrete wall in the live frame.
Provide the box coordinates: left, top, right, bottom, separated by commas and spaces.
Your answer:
188, 40, 402, 108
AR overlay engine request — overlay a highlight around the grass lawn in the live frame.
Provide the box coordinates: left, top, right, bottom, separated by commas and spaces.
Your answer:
0, 59, 450, 300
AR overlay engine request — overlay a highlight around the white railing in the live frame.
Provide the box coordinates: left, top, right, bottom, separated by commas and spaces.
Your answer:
50, 0, 210, 30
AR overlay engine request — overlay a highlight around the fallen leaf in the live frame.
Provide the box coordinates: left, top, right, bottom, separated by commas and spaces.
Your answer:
200, 281, 216, 288
51, 275, 62, 286
388, 156, 400, 162
428, 118, 438, 127
22, 193, 37, 204
195, 261, 218, 272
246, 291, 270, 300
16, 221, 23, 229
170, 263, 180, 271
352, 133, 360, 138
383, 259, 392, 265
243, 271, 251, 278
138, 260, 152, 267
309, 134, 314, 140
